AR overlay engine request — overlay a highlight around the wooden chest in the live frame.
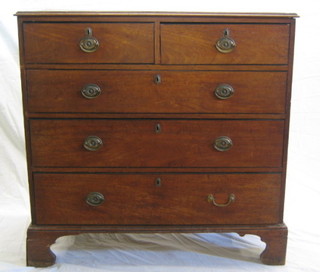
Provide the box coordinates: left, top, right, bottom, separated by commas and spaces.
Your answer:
16, 11, 298, 267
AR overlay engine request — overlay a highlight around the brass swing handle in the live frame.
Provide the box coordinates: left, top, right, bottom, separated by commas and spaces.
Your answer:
215, 29, 236, 53
79, 27, 99, 53
207, 193, 236, 207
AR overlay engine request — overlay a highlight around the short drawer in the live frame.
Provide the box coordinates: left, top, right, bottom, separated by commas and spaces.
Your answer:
161, 24, 290, 64
33, 173, 281, 225
23, 23, 154, 64
30, 119, 284, 168
27, 70, 287, 114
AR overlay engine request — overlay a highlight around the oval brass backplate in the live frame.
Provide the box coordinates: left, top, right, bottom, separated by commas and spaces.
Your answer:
83, 136, 103, 151
214, 136, 233, 152
86, 192, 105, 206
81, 83, 101, 99
215, 83, 234, 100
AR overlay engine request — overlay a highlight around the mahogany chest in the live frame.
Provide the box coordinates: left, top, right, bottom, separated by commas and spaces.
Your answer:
16, 11, 297, 267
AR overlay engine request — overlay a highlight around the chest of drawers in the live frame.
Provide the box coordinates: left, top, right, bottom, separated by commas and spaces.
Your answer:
16, 11, 297, 267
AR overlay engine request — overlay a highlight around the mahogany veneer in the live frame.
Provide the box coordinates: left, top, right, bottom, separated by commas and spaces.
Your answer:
34, 173, 281, 225
27, 70, 287, 113
16, 11, 298, 267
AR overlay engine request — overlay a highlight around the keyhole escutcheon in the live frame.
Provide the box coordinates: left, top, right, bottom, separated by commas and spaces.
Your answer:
154, 74, 161, 84
155, 177, 162, 187
155, 123, 162, 134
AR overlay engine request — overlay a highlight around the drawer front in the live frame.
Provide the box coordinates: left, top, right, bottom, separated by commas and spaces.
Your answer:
34, 173, 281, 225
27, 70, 287, 114
161, 24, 290, 64
23, 23, 154, 64
30, 119, 284, 168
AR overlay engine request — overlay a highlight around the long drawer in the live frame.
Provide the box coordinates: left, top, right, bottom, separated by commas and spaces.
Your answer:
27, 70, 287, 114
33, 173, 281, 225
23, 23, 154, 64
161, 23, 290, 64
30, 119, 284, 168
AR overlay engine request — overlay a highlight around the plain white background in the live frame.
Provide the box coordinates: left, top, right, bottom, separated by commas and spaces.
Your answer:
0, 0, 319, 271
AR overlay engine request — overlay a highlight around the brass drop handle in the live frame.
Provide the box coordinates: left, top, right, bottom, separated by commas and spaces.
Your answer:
79, 27, 99, 53
208, 193, 235, 207
81, 84, 101, 99
86, 192, 105, 206
214, 136, 233, 152
215, 84, 234, 100
215, 29, 236, 53
83, 136, 103, 151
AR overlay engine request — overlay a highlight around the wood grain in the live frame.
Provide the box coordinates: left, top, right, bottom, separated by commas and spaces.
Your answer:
23, 23, 154, 64
27, 70, 287, 114
26, 224, 288, 266
161, 24, 290, 64
30, 119, 284, 168
33, 173, 281, 225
